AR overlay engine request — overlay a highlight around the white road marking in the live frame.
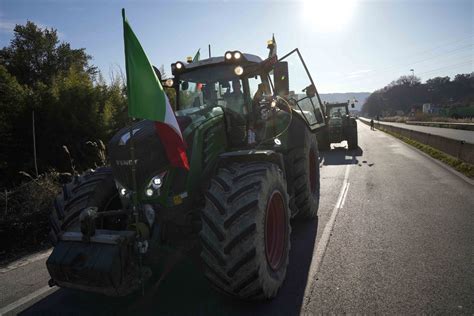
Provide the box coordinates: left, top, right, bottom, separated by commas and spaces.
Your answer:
0, 285, 58, 316
0, 249, 52, 274
340, 183, 350, 209
302, 164, 351, 311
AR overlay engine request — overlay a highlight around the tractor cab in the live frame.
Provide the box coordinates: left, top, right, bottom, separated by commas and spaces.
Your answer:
164, 48, 326, 149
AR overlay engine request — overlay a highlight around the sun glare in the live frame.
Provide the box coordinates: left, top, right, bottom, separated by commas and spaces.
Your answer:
302, 0, 358, 32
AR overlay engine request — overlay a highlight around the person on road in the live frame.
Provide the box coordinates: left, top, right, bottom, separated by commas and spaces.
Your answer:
370, 119, 375, 130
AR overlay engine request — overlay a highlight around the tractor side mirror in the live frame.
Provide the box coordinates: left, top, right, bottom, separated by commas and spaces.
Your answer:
303, 84, 316, 98
181, 81, 189, 91
273, 62, 289, 96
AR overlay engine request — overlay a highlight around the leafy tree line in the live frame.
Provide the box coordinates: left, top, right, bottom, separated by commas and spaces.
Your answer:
361, 73, 474, 117
0, 22, 130, 187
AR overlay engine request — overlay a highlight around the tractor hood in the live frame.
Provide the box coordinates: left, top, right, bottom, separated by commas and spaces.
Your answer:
108, 120, 169, 191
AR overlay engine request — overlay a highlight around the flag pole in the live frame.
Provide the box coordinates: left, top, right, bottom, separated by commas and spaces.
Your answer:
128, 117, 145, 296
128, 120, 139, 210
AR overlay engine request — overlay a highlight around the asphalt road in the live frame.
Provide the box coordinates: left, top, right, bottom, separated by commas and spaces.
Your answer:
1, 122, 473, 315
373, 120, 474, 143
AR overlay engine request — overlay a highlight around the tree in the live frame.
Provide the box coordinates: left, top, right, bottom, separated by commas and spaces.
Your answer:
0, 22, 128, 185
0, 21, 97, 87
0, 65, 27, 180
362, 73, 473, 117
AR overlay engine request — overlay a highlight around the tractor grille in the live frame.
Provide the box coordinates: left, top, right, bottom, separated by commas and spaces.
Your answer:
108, 120, 169, 191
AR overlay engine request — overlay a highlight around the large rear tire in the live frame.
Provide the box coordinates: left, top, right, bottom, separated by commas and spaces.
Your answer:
49, 167, 122, 245
200, 162, 291, 300
288, 128, 320, 219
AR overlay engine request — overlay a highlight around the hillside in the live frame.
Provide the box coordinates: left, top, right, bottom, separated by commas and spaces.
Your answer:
319, 92, 371, 111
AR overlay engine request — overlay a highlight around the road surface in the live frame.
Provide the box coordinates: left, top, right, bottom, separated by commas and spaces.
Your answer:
373, 119, 474, 143
1, 122, 473, 315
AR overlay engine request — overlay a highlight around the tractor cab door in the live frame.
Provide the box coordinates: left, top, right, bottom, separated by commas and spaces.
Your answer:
271, 49, 326, 130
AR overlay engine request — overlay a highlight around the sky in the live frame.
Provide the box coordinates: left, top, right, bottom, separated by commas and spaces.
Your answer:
0, 0, 472, 93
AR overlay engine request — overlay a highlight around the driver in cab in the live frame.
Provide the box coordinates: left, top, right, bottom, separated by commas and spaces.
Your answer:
224, 80, 245, 115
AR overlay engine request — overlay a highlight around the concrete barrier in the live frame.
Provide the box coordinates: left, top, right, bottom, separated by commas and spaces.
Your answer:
359, 118, 474, 165
405, 121, 474, 131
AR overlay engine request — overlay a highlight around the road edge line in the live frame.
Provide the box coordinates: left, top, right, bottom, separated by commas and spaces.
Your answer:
301, 164, 351, 311
0, 249, 52, 274
0, 285, 58, 316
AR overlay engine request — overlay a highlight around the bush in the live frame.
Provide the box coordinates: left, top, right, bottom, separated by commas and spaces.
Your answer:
0, 172, 62, 259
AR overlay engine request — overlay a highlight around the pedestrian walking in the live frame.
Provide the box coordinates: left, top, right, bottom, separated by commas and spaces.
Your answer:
370, 119, 374, 130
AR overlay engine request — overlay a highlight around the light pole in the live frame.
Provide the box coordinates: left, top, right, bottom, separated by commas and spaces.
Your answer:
410, 68, 415, 85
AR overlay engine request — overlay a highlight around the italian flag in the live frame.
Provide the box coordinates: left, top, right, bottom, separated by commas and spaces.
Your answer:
122, 9, 189, 170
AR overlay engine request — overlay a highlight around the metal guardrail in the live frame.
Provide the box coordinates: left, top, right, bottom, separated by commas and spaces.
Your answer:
359, 118, 474, 165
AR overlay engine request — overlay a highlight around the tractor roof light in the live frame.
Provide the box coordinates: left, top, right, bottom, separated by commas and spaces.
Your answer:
225, 51, 245, 62
171, 62, 185, 75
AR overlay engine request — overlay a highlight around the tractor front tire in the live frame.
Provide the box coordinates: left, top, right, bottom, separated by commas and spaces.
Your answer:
200, 162, 291, 300
288, 128, 320, 219
49, 167, 121, 245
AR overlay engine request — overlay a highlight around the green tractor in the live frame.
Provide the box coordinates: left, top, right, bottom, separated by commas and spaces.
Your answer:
318, 102, 358, 150
46, 45, 327, 300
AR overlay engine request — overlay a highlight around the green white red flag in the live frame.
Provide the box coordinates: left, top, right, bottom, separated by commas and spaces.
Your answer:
122, 9, 189, 170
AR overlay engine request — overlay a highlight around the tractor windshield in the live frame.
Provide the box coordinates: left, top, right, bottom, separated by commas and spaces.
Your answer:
176, 64, 267, 116
328, 106, 347, 118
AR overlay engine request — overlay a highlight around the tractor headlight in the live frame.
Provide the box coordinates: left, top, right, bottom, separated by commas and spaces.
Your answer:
171, 62, 185, 75
225, 51, 244, 62
115, 181, 129, 198
234, 66, 244, 76
152, 176, 162, 188
144, 171, 167, 198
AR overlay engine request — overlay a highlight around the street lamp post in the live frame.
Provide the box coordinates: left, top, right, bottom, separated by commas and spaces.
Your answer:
410, 68, 415, 85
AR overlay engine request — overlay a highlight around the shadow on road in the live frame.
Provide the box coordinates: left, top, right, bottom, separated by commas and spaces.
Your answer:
321, 144, 363, 166
22, 219, 319, 316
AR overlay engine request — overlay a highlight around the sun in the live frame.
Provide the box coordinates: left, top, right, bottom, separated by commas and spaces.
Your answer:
302, 0, 358, 32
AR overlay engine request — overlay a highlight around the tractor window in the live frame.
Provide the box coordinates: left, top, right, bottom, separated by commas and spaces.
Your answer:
178, 81, 199, 109
276, 49, 325, 128
176, 64, 265, 116
329, 106, 347, 118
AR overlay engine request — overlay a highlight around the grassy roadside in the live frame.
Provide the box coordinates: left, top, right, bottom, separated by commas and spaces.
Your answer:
375, 126, 474, 179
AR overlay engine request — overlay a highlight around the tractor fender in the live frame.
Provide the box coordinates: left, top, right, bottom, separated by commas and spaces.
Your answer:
217, 150, 285, 173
